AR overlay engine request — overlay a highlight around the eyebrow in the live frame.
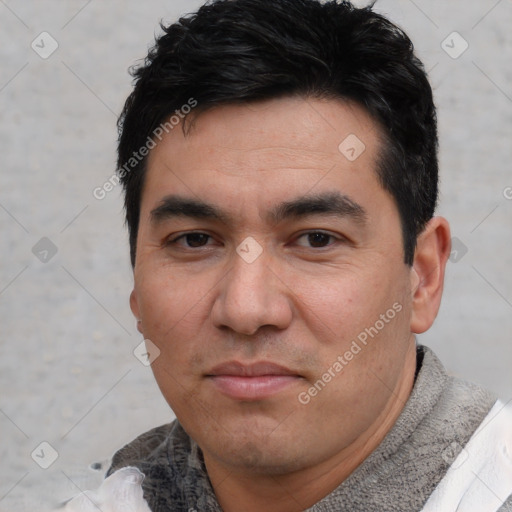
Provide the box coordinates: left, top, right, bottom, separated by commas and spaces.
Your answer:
150, 195, 229, 224
268, 192, 367, 225
150, 192, 367, 226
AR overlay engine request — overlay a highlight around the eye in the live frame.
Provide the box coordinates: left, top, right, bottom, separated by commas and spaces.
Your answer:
168, 232, 212, 248
296, 231, 339, 248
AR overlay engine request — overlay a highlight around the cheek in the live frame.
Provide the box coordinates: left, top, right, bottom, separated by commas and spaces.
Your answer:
136, 267, 211, 351
289, 265, 392, 343
137, 270, 210, 408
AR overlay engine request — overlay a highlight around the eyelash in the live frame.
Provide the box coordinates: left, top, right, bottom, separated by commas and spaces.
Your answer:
167, 232, 215, 249
166, 231, 343, 249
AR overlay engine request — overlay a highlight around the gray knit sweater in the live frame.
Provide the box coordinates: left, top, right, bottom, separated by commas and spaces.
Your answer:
107, 346, 512, 511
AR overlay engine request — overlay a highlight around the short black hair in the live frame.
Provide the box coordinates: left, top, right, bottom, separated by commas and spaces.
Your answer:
117, 0, 438, 267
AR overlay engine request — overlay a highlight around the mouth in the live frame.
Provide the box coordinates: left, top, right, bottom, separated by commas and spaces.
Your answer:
205, 361, 303, 401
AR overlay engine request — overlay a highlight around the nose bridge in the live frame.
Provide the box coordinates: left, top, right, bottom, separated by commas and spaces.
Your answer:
231, 248, 269, 299
212, 244, 292, 335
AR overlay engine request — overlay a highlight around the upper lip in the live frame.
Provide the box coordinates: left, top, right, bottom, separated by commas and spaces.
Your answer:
206, 361, 300, 377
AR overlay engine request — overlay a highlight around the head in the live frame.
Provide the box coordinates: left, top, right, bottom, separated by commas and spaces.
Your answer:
120, 0, 451, 488
119, 0, 439, 268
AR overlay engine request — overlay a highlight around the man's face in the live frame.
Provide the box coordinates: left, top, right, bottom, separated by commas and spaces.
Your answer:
131, 97, 416, 475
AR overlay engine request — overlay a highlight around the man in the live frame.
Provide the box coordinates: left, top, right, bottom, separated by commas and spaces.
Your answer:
100, 0, 512, 510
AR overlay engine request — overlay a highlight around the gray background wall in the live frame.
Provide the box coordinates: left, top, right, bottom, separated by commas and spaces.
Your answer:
0, 0, 511, 509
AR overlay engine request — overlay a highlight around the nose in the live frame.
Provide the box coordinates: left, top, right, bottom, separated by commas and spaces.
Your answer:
210, 247, 293, 336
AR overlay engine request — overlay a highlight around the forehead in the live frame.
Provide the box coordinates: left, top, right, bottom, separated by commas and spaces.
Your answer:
141, 96, 386, 219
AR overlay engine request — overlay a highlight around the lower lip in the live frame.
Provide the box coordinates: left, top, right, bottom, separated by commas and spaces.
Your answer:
208, 375, 300, 400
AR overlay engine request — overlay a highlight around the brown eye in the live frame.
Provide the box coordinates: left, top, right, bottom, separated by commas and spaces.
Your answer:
306, 232, 332, 248
183, 233, 210, 247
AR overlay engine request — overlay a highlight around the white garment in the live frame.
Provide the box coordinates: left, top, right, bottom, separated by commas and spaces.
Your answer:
421, 399, 512, 512
62, 466, 151, 512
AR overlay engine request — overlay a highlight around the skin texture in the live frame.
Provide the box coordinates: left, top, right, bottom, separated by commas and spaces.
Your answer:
130, 97, 451, 512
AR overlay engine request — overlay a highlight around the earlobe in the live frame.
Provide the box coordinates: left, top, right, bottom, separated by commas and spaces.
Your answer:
130, 290, 143, 334
410, 217, 451, 334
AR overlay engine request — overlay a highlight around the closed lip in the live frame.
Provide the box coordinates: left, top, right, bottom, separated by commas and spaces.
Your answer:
206, 361, 301, 377
206, 361, 302, 400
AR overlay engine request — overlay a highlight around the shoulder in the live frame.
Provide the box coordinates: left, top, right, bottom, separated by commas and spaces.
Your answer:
414, 345, 497, 435
106, 421, 177, 476
311, 346, 502, 511
420, 397, 512, 511
105, 420, 212, 510
408, 346, 498, 480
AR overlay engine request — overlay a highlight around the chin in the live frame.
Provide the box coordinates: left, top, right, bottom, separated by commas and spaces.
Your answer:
207, 432, 306, 475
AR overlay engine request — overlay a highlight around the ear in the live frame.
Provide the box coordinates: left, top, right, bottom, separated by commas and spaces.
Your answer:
410, 216, 451, 334
130, 289, 143, 334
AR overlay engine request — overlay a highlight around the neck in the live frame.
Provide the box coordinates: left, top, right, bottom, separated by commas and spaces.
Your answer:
204, 342, 417, 512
